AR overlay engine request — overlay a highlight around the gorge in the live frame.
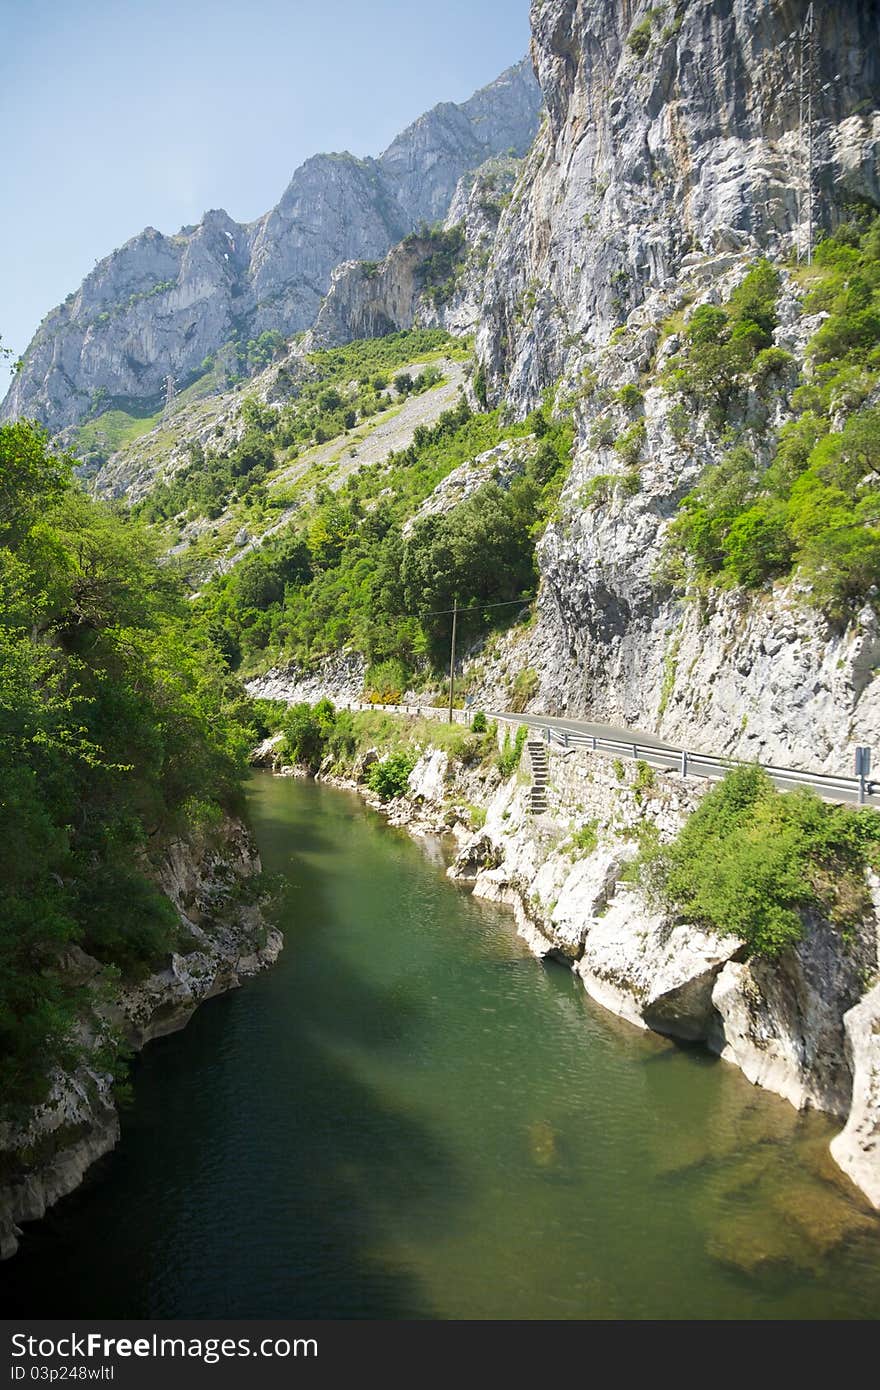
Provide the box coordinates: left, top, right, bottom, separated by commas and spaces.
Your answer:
1, 772, 879, 1319
3, 0, 880, 1312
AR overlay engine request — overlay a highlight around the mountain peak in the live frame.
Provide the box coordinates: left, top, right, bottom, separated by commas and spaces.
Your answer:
2, 57, 542, 438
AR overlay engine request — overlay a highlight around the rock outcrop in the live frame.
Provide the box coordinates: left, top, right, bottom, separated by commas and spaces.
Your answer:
831, 983, 880, 1206
2, 62, 540, 436
0, 815, 280, 1260
455, 1, 880, 775
477, 0, 880, 413
246, 650, 368, 707
309, 155, 523, 348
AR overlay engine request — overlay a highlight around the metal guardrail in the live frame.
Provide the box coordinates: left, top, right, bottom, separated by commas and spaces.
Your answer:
339, 700, 876, 806
517, 721, 876, 806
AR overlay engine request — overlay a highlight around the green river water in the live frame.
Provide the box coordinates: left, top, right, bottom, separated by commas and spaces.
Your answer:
2, 772, 879, 1318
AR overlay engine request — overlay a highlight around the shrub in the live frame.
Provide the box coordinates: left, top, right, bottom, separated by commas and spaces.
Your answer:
282, 698, 337, 772
567, 820, 598, 856
642, 765, 880, 957
634, 760, 656, 794
663, 261, 780, 422
667, 401, 691, 444
508, 666, 540, 712
751, 346, 796, 385
613, 420, 647, 468
366, 750, 417, 801
628, 15, 653, 58
471, 709, 488, 733
615, 383, 644, 411
365, 658, 408, 703
580, 474, 616, 508
723, 500, 794, 587
498, 725, 528, 777
809, 307, 880, 366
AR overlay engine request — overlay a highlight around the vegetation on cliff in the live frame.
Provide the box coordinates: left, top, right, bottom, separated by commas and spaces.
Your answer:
273, 699, 502, 785
195, 378, 573, 681
665, 211, 880, 618
134, 330, 458, 530
641, 765, 880, 957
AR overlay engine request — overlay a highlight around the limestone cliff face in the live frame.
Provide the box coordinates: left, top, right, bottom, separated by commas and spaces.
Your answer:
455, 0, 880, 774
2, 60, 540, 436
308, 156, 522, 348
477, 0, 880, 411
0, 815, 281, 1261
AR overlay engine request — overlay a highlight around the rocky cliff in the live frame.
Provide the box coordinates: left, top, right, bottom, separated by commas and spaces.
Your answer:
1, 60, 540, 436
447, 0, 880, 776
0, 816, 281, 1261
478, 0, 880, 410
309, 155, 523, 346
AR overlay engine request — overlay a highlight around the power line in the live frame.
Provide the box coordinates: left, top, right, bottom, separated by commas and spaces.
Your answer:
410, 594, 537, 620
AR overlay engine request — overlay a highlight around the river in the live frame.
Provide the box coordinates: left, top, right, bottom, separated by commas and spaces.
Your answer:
2, 772, 879, 1318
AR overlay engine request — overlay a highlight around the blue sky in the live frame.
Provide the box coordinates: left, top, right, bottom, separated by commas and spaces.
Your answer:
0, 0, 530, 391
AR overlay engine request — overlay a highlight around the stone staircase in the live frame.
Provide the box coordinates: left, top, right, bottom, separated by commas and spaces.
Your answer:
527, 739, 548, 814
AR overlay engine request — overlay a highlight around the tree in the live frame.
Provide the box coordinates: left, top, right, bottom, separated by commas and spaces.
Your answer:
234, 555, 283, 611
0, 418, 252, 1113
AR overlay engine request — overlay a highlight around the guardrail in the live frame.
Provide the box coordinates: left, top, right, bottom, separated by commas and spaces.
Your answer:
503, 719, 876, 806
337, 699, 876, 806
341, 699, 473, 726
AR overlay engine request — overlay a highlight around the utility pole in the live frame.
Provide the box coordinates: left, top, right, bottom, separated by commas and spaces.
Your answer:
447, 597, 458, 725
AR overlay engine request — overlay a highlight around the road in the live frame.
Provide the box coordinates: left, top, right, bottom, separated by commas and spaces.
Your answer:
344, 698, 877, 807
485, 709, 879, 809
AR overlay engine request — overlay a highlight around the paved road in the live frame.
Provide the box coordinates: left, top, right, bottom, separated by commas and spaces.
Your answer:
486, 709, 879, 809
344, 699, 878, 808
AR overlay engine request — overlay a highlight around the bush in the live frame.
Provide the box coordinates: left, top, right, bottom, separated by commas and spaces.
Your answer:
613, 419, 646, 467
498, 725, 528, 777
366, 750, 417, 801
723, 500, 794, 587
365, 658, 408, 703
642, 765, 880, 957
751, 346, 796, 384
663, 261, 780, 422
508, 666, 540, 712
282, 698, 337, 771
615, 383, 644, 411
628, 15, 652, 58
471, 709, 488, 733
567, 820, 598, 856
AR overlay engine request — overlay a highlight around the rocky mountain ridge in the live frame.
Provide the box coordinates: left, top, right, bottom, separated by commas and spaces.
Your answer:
1, 59, 539, 435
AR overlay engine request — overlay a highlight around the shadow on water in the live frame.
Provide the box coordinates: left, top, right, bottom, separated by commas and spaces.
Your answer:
0, 792, 460, 1318
4, 773, 880, 1320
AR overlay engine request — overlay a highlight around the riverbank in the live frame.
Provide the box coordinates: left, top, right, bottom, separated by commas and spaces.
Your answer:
264, 710, 880, 1211
0, 815, 281, 1261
